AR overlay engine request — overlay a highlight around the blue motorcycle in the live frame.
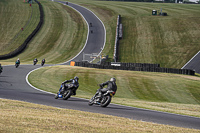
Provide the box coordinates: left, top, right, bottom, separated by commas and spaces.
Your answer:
54, 83, 75, 100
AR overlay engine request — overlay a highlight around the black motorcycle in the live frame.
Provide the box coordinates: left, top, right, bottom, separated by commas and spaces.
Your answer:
33, 60, 38, 65
55, 83, 76, 100
0, 69, 2, 75
88, 85, 116, 107
41, 59, 45, 66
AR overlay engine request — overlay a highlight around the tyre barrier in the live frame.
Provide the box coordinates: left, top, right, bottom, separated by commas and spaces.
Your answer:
74, 61, 195, 75
0, 0, 43, 60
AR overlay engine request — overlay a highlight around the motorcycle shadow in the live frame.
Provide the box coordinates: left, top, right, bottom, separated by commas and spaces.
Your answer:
90, 103, 136, 111
57, 97, 88, 103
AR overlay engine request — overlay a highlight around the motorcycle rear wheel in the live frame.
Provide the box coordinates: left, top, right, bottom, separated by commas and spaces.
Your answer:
101, 96, 111, 107
63, 90, 72, 100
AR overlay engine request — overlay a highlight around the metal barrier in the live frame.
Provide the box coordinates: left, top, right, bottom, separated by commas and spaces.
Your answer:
74, 61, 195, 75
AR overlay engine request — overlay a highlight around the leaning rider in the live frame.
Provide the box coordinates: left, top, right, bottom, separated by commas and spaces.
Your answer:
34, 58, 38, 63
16, 58, 20, 64
97, 78, 117, 101
60, 76, 79, 95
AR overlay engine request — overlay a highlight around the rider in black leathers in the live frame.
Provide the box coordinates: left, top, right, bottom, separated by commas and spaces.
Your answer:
97, 78, 117, 101
60, 76, 79, 95
41, 58, 45, 66
33, 58, 38, 65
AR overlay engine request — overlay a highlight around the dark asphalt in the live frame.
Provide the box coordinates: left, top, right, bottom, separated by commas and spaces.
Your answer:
0, 2, 200, 130
182, 51, 200, 74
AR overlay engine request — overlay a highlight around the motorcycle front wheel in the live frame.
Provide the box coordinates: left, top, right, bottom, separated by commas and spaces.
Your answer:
100, 95, 112, 107
88, 96, 95, 106
54, 93, 59, 99
63, 90, 72, 100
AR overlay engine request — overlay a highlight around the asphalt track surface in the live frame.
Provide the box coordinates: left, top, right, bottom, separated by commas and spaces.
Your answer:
0, 2, 200, 130
58, 1, 106, 64
182, 51, 200, 74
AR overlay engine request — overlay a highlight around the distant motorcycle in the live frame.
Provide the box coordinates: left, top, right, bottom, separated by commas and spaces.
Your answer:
15, 59, 20, 68
41, 59, 45, 66
33, 59, 38, 65
0, 69, 2, 75
15, 62, 20, 68
55, 83, 76, 100
88, 85, 116, 107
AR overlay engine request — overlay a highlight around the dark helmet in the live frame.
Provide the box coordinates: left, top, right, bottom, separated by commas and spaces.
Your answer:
110, 78, 116, 82
74, 76, 79, 80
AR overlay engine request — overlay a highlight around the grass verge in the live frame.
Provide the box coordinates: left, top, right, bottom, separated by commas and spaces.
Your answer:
0, 99, 199, 132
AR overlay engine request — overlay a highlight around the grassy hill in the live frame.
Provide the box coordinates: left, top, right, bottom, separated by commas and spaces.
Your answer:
0, 0, 199, 118
63, 0, 200, 68
0, 0, 40, 55
1, 0, 199, 69
28, 65, 200, 117
0, 0, 87, 65
0, 0, 200, 131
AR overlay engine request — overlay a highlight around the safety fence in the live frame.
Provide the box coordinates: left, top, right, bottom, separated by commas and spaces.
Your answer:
0, 0, 43, 60
74, 61, 195, 75
113, 15, 122, 62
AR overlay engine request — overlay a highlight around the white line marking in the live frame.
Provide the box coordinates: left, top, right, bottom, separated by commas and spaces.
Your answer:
181, 51, 200, 69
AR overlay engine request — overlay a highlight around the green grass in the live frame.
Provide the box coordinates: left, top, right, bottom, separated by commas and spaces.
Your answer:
28, 65, 200, 117
1, 0, 200, 131
60, 0, 200, 68
0, 0, 87, 65
1, 1, 200, 68
1, 99, 199, 133
0, 0, 40, 55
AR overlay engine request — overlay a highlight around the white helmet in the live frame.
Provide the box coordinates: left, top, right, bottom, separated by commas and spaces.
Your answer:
110, 78, 116, 82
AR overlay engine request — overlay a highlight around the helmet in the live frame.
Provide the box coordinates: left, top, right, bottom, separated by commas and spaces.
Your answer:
110, 78, 116, 82
74, 76, 79, 80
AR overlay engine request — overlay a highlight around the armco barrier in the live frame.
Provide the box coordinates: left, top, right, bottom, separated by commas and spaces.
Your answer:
0, 0, 43, 60
74, 61, 195, 75
113, 15, 121, 62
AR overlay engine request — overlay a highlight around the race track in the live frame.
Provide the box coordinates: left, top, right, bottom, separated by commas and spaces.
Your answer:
58, 1, 106, 64
0, 1, 200, 130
